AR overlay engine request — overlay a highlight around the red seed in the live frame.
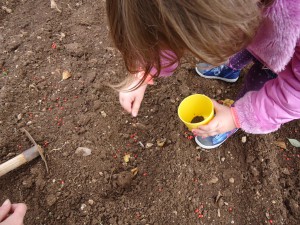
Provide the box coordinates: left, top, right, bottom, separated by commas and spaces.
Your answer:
198, 214, 203, 218
195, 209, 199, 213
269, 220, 273, 224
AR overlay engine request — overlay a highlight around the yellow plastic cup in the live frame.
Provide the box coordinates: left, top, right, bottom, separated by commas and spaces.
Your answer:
178, 94, 214, 131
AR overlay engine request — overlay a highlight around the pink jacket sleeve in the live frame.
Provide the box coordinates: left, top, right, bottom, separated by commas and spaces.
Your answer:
233, 42, 300, 134
150, 50, 179, 77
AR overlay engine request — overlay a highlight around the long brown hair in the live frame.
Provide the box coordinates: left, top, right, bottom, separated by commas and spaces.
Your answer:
106, 0, 263, 90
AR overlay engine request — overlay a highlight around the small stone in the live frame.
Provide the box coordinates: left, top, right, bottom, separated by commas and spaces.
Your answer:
241, 136, 247, 143
2, 6, 12, 13
88, 199, 94, 205
208, 175, 218, 184
26, 121, 32, 125
281, 168, 291, 175
17, 113, 22, 120
250, 166, 260, 177
75, 147, 92, 156
100, 111, 107, 117
80, 203, 87, 211
46, 194, 57, 206
272, 200, 276, 204
221, 157, 226, 162
93, 100, 101, 110
145, 143, 154, 148
229, 178, 235, 183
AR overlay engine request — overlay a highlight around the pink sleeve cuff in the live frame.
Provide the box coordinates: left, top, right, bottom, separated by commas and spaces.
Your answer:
231, 107, 241, 128
134, 71, 154, 85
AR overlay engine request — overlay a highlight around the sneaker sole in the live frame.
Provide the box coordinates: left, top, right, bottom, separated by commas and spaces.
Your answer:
195, 67, 239, 83
194, 137, 225, 150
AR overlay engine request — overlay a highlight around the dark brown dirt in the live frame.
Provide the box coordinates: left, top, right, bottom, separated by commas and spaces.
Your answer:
0, 1, 299, 225
191, 116, 204, 124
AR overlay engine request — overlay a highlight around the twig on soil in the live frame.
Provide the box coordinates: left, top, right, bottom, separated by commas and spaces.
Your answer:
218, 151, 221, 164
108, 168, 115, 185
67, 4, 73, 10
50, 0, 62, 13
22, 128, 49, 173
50, 141, 69, 152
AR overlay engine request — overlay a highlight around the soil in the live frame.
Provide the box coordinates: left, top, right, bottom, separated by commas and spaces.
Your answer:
191, 116, 204, 124
0, 1, 300, 225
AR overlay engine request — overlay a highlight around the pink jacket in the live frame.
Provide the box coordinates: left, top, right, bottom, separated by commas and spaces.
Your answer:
234, 0, 300, 133
157, 0, 300, 134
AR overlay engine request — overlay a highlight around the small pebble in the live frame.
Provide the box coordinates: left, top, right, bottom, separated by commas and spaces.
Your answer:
80, 203, 87, 211
208, 175, 218, 184
221, 157, 226, 162
145, 143, 154, 148
229, 178, 235, 183
88, 199, 94, 205
241, 136, 247, 143
100, 111, 107, 117
17, 113, 22, 120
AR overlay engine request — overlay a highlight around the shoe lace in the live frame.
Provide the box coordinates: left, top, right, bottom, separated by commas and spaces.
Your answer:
212, 65, 224, 75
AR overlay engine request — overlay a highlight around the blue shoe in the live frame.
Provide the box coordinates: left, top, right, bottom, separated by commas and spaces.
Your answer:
195, 129, 238, 149
195, 63, 240, 83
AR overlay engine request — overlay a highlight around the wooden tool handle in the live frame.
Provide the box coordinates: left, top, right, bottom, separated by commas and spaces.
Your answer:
0, 146, 40, 177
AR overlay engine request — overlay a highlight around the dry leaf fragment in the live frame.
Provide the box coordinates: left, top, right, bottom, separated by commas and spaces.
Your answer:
157, 138, 166, 147
222, 99, 234, 107
288, 138, 300, 147
274, 141, 287, 150
131, 167, 138, 177
123, 154, 130, 163
62, 70, 71, 80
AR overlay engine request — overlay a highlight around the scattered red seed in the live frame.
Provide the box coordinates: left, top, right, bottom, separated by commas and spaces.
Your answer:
269, 219, 273, 224
51, 42, 57, 49
198, 214, 204, 218
194, 209, 199, 213
143, 172, 147, 176
43, 141, 49, 147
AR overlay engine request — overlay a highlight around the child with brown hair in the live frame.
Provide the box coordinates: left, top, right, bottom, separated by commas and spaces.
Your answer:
106, 0, 300, 149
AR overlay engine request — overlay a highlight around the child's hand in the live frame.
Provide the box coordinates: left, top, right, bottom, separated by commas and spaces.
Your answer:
119, 79, 148, 117
192, 100, 237, 137
0, 199, 27, 225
